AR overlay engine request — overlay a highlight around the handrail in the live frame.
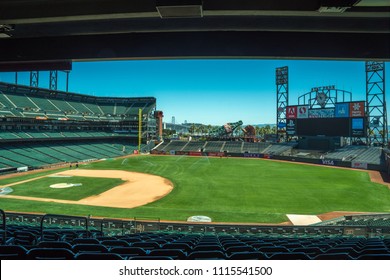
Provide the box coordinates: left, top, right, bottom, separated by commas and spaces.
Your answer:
0, 209, 6, 245
101, 218, 134, 236
1, 211, 387, 239
40, 214, 89, 240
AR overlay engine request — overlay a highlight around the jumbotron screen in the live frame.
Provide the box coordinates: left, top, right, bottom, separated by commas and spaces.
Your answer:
285, 102, 366, 137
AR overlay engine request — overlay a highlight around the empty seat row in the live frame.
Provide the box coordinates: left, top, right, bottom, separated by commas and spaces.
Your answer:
2, 244, 389, 260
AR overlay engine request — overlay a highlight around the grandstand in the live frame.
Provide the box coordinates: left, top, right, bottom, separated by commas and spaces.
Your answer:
0, 211, 389, 260
153, 140, 384, 170
323, 146, 383, 165
154, 140, 295, 155
0, 82, 155, 122
0, 82, 157, 173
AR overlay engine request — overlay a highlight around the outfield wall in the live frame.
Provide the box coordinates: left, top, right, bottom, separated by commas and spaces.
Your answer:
151, 150, 384, 171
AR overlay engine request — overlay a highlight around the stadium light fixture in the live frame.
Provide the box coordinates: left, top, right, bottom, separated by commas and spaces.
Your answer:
156, 0, 203, 19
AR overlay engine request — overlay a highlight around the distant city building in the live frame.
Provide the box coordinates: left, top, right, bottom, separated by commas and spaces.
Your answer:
172, 116, 175, 124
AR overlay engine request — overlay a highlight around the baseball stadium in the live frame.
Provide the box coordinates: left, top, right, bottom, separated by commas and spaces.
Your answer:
0, 0, 389, 261
0, 61, 389, 260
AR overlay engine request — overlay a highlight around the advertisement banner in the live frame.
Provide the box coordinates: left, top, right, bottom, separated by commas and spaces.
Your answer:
286, 106, 297, 119
351, 118, 365, 137
309, 108, 335, 118
286, 119, 297, 135
17, 166, 28, 172
243, 153, 261, 158
350, 102, 365, 117
208, 152, 225, 157
321, 159, 335, 166
176, 151, 189, 155
189, 151, 202, 156
169, 150, 176, 155
351, 162, 368, 170
297, 106, 309, 119
335, 103, 350, 118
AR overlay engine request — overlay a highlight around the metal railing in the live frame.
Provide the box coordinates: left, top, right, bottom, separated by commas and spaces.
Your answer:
40, 214, 89, 240
0, 209, 6, 245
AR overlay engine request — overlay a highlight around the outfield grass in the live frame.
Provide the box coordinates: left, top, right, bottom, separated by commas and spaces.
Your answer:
7, 176, 124, 200
0, 155, 389, 223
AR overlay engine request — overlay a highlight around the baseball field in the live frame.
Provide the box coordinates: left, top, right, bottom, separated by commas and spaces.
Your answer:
0, 155, 389, 223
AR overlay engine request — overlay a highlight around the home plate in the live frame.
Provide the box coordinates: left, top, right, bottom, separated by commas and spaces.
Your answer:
287, 214, 322, 225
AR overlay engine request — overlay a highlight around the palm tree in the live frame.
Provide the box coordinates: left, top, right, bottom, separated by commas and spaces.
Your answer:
206, 124, 212, 135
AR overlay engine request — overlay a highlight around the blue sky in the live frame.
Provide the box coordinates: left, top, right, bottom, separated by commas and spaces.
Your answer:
0, 60, 388, 126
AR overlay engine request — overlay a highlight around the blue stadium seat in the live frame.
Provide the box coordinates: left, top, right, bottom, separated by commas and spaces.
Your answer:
228, 251, 267, 260
109, 247, 147, 258
26, 248, 75, 260
37, 241, 73, 250
71, 244, 109, 254
0, 245, 28, 260
148, 249, 187, 260
72, 238, 100, 244
268, 252, 312, 260
13, 231, 40, 246
192, 245, 224, 252
357, 254, 390, 260
314, 253, 354, 260
291, 247, 324, 258
128, 256, 173, 260
100, 240, 130, 248
131, 241, 161, 250
74, 252, 124, 260
161, 243, 193, 252
257, 246, 290, 256
187, 250, 227, 260
225, 245, 256, 255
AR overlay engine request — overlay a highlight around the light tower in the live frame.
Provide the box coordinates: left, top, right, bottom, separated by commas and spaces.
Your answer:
30, 71, 39, 87
366, 61, 387, 146
49, 70, 58, 90
276, 66, 289, 140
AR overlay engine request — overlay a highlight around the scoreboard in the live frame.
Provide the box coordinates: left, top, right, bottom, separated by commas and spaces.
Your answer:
286, 102, 366, 137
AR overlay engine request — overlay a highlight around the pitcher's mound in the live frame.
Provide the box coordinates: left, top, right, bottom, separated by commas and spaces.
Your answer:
50, 183, 82, 189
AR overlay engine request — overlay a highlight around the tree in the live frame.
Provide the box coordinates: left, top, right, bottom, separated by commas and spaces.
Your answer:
163, 129, 176, 138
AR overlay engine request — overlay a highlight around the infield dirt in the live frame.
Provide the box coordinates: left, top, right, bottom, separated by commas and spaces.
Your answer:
0, 169, 173, 208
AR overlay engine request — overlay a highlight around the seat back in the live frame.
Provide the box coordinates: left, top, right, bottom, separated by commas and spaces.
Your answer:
0, 245, 28, 260
27, 248, 75, 260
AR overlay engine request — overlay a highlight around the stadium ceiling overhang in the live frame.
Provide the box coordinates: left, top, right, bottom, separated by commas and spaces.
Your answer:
0, 0, 389, 67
